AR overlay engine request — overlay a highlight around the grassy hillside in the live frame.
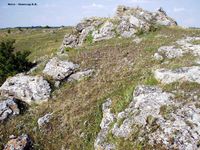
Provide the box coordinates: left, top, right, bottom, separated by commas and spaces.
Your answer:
0, 26, 200, 149
0, 27, 72, 61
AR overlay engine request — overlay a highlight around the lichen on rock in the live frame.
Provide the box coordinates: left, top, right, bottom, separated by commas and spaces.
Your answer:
0, 74, 51, 104
0, 98, 20, 121
154, 66, 200, 84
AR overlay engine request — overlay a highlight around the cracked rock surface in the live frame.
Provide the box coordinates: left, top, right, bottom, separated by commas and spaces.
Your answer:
0, 98, 20, 121
0, 74, 51, 104
154, 66, 200, 84
95, 85, 200, 150
43, 57, 79, 80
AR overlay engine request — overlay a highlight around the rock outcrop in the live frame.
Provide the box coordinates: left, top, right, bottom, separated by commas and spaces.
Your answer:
0, 74, 51, 104
4, 134, 32, 150
43, 57, 79, 80
154, 36, 200, 60
95, 85, 200, 150
94, 99, 116, 150
0, 98, 20, 121
154, 66, 200, 84
112, 85, 174, 138
60, 5, 177, 51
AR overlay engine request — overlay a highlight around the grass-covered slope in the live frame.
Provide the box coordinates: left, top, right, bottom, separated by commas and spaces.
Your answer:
0, 26, 200, 149
0, 27, 72, 61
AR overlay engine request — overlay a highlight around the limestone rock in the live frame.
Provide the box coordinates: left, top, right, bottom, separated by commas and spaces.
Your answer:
4, 134, 32, 150
68, 69, 94, 82
154, 7, 177, 26
149, 103, 200, 150
78, 26, 95, 45
0, 74, 51, 104
112, 85, 173, 138
0, 98, 20, 121
116, 20, 136, 38
62, 34, 79, 48
94, 99, 116, 150
38, 113, 53, 128
43, 57, 79, 80
154, 66, 200, 84
154, 53, 163, 60
155, 36, 200, 60
176, 36, 200, 56
157, 46, 183, 59
95, 85, 200, 149
92, 21, 115, 42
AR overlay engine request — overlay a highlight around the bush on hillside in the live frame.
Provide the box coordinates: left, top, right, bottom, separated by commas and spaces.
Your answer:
0, 39, 34, 85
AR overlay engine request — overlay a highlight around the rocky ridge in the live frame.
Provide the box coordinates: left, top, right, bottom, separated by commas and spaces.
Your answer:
60, 5, 177, 51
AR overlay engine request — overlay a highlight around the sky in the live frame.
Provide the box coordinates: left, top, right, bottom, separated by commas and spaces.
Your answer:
0, 0, 200, 28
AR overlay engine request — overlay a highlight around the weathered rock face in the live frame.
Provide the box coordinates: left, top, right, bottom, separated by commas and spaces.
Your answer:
157, 46, 183, 59
43, 57, 79, 80
61, 33, 79, 49
92, 21, 116, 42
60, 5, 177, 51
0, 98, 20, 121
0, 74, 51, 104
4, 134, 32, 150
154, 37, 200, 60
38, 113, 53, 128
154, 8, 177, 26
94, 99, 116, 150
95, 85, 200, 150
176, 37, 200, 56
112, 85, 173, 138
149, 102, 200, 150
154, 66, 200, 84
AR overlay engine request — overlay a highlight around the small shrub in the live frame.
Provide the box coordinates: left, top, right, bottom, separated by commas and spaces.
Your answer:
65, 47, 74, 52
135, 28, 144, 36
7, 29, 11, 34
0, 39, 34, 85
192, 40, 200, 45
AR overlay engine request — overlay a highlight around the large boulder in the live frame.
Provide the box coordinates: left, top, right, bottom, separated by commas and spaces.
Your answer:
0, 74, 51, 104
4, 134, 32, 150
43, 57, 79, 80
0, 98, 20, 121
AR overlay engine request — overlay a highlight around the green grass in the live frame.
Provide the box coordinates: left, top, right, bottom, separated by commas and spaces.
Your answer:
192, 39, 200, 45
85, 31, 94, 44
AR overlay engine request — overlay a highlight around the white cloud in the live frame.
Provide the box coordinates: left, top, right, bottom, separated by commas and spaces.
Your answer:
82, 3, 105, 9
173, 7, 185, 12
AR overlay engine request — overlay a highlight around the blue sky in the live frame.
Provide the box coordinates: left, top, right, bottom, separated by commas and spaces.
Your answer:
0, 0, 200, 28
